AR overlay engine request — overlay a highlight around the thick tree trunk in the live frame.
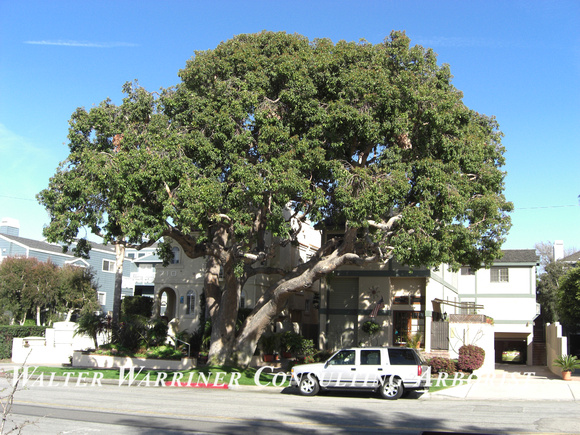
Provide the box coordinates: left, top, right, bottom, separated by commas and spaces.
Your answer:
207, 251, 242, 364
233, 240, 364, 367
112, 243, 126, 326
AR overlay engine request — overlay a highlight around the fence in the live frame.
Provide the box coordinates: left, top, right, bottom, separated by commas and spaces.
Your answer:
431, 321, 449, 350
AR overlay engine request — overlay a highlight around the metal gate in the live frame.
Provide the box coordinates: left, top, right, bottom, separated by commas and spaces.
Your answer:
431, 321, 449, 350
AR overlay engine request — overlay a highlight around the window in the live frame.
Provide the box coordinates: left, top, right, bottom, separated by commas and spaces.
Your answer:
491, 267, 509, 283
388, 348, 418, 365
127, 253, 135, 259
240, 290, 246, 309
361, 350, 381, 365
461, 267, 474, 275
97, 292, 106, 306
393, 293, 422, 305
186, 290, 196, 315
102, 259, 116, 273
171, 247, 180, 264
328, 350, 356, 365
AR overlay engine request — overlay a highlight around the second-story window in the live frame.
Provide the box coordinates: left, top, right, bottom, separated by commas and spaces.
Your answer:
102, 259, 116, 273
490, 267, 509, 283
171, 247, 180, 264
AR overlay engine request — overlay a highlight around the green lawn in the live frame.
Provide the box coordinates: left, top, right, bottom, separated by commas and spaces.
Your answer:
20, 365, 289, 387
18, 367, 472, 392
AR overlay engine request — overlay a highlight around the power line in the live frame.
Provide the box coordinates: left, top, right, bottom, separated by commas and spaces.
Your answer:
0, 194, 38, 202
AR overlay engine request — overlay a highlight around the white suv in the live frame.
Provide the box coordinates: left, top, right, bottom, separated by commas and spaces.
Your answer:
290, 347, 429, 400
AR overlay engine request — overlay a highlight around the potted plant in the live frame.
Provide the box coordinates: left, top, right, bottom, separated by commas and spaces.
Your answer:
362, 320, 381, 335
260, 334, 279, 362
406, 332, 422, 349
280, 331, 302, 358
553, 354, 580, 380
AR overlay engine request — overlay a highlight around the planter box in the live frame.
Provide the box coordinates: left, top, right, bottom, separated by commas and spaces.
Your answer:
72, 351, 195, 370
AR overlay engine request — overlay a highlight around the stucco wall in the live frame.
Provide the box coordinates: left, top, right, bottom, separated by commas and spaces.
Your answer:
546, 322, 568, 376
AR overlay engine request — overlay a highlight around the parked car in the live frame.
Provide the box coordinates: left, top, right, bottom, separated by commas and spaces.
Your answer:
290, 347, 429, 400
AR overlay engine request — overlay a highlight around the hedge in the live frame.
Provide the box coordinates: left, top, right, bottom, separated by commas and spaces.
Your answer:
0, 326, 47, 359
427, 356, 457, 375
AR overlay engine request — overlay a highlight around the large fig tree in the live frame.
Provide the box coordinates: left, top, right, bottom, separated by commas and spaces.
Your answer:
39, 31, 511, 366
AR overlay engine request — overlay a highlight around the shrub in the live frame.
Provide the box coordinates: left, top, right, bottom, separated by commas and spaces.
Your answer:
115, 315, 148, 351
280, 331, 303, 354
146, 345, 182, 360
145, 318, 168, 348
301, 338, 316, 363
121, 296, 153, 317
428, 357, 456, 375
458, 345, 485, 372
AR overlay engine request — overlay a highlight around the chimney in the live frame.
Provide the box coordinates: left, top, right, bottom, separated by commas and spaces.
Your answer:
553, 240, 564, 261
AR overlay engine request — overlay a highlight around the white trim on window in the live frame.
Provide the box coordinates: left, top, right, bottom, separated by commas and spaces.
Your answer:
102, 259, 116, 273
186, 290, 196, 315
97, 291, 106, 306
490, 267, 509, 283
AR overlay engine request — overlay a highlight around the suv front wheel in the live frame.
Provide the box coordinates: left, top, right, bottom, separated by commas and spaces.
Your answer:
299, 375, 320, 396
379, 376, 404, 400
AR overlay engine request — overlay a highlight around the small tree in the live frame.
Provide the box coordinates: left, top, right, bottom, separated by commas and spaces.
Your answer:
57, 265, 100, 321
74, 312, 108, 349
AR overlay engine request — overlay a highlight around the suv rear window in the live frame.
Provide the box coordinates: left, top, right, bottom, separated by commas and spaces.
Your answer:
361, 349, 381, 365
388, 348, 418, 365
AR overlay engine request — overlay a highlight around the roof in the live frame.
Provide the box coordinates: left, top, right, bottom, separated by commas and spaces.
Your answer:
561, 251, 580, 263
0, 233, 116, 255
0, 233, 71, 256
495, 249, 539, 264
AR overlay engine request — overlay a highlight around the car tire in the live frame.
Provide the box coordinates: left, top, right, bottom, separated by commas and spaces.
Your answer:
299, 374, 320, 396
379, 376, 404, 400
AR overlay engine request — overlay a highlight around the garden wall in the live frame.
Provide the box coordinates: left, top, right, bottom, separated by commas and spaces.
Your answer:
546, 322, 568, 376
11, 322, 94, 365
72, 351, 195, 370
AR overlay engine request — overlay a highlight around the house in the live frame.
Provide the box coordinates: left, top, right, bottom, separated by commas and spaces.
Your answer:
152, 214, 322, 337
318, 249, 540, 367
123, 247, 161, 299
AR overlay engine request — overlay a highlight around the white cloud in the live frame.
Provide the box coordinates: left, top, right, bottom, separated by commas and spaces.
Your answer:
23, 40, 138, 48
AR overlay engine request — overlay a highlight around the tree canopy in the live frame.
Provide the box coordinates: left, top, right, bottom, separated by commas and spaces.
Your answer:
38, 31, 512, 365
0, 257, 99, 325
557, 265, 580, 331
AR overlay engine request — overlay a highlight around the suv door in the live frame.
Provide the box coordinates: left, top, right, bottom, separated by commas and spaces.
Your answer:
321, 349, 357, 388
354, 348, 384, 388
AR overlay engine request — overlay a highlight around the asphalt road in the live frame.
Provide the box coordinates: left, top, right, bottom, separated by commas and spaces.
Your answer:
3, 381, 580, 434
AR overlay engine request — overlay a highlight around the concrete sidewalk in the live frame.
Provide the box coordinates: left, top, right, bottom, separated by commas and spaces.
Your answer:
424, 364, 580, 401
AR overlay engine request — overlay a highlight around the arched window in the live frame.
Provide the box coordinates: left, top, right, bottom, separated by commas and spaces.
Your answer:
186, 290, 196, 315
171, 247, 180, 264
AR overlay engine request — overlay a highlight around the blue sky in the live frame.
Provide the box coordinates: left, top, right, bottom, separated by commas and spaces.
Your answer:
1, 0, 579, 252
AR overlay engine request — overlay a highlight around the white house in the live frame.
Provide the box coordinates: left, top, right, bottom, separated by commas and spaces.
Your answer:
318, 249, 539, 367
